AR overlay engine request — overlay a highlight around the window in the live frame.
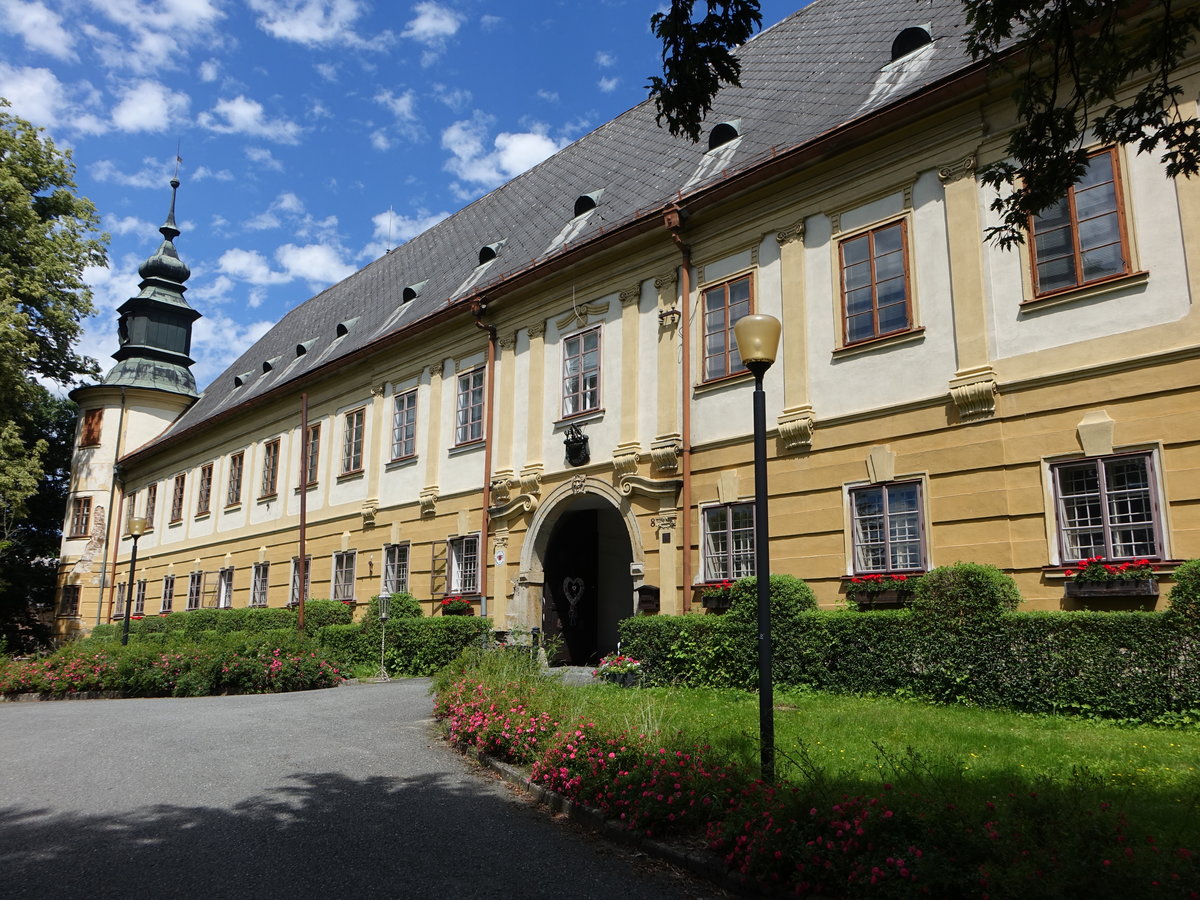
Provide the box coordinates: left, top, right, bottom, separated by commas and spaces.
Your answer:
840, 220, 911, 345
161, 574, 175, 613
226, 452, 244, 507
382, 543, 410, 595
170, 474, 186, 522
134, 580, 147, 616
69, 497, 92, 538
79, 408, 103, 447
702, 503, 755, 581
251, 563, 269, 607
114, 583, 126, 618
702, 275, 752, 380
562, 327, 601, 417
145, 484, 157, 530
261, 439, 280, 497
1031, 147, 1129, 296
391, 389, 418, 460
341, 408, 365, 474
196, 464, 213, 516
850, 481, 926, 573
216, 567, 234, 608
1052, 454, 1161, 561
290, 556, 312, 606
187, 572, 203, 610
448, 535, 479, 594
455, 369, 485, 445
305, 424, 321, 486
332, 551, 357, 602
60, 584, 80, 617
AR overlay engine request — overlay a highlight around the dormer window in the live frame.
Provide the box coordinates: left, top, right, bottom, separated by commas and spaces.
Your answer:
296, 340, 315, 357
336, 317, 359, 338
708, 122, 739, 151
262, 357, 279, 374
403, 281, 426, 304
478, 244, 500, 265
573, 193, 600, 217
891, 26, 932, 61
233, 372, 252, 388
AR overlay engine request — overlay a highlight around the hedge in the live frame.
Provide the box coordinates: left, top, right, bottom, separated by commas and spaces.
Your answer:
317, 616, 492, 676
619, 610, 1200, 725
90, 600, 351, 641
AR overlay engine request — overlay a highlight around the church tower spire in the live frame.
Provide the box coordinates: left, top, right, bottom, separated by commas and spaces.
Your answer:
103, 176, 201, 398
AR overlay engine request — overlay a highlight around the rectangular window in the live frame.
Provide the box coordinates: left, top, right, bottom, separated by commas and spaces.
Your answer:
562, 327, 601, 417
171, 474, 186, 522
226, 452, 244, 507
290, 556, 312, 606
448, 535, 479, 594
455, 369, 485, 445
161, 574, 175, 613
1053, 454, 1161, 561
79, 408, 103, 447
69, 497, 92, 538
305, 424, 321, 486
390, 389, 418, 460
251, 563, 269, 607
145, 484, 157, 530
850, 481, 926, 573
702, 274, 752, 380
134, 579, 147, 616
341, 408, 365, 474
196, 464, 213, 516
187, 572, 203, 610
702, 503, 756, 581
840, 220, 911, 345
261, 439, 280, 498
125, 491, 137, 533
114, 583, 126, 618
382, 543, 410, 595
332, 551, 357, 602
60, 584, 80, 617
1031, 147, 1129, 296
216, 567, 234, 608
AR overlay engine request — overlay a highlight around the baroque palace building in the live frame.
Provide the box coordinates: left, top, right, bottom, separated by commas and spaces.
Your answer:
57, 0, 1200, 663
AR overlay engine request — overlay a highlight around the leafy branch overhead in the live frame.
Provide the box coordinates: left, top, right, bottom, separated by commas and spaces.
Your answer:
647, 0, 763, 144
964, 0, 1200, 247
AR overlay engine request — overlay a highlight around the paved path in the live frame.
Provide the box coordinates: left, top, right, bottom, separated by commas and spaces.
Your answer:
0, 681, 720, 899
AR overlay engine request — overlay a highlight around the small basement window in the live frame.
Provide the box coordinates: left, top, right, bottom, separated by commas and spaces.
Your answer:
891, 26, 932, 61
708, 122, 739, 151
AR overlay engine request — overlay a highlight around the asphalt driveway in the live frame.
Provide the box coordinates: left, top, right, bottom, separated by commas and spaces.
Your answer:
0, 680, 718, 899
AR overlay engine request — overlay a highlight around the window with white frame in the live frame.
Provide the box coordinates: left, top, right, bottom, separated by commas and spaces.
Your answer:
332, 551, 357, 602
850, 481, 926, 573
60, 584, 80, 617
382, 543, 410, 595
216, 567, 234, 608
134, 580, 147, 615
161, 574, 175, 613
114, 582, 126, 618
251, 562, 269, 607
562, 327, 601, 417
227, 451, 244, 506
702, 274, 752, 381
391, 389, 417, 460
290, 556, 312, 606
702, 503, 755, 581
69, 497, 92, 537
341, 408, 365, 474
455, 369, 485, 445
448, 535, 479, 594
261, 438, 280, 497
187, 572, 203, 610
125, 491, 137, 533
1052, 453, 1161, 561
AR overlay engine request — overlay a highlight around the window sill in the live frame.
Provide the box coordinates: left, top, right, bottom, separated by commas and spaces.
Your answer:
257, 493, 278, 503
293, 483, 319, 495
194, 512, 211, 521
66, 533, 90, 540
449, 440, 484, 457
832, 327, 925, 359
224, 503, 241, 513
554, 408, 605, 429
169, 519, 183, 527
1022, 270, 1148, 311
1040, 560, 1177, 582
336, 469, 364, 483
386, 455, 418, 471
694, 369, 753, 395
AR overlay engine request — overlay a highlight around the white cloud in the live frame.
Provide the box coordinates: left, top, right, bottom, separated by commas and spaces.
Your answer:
595, 51, 616, 68
375, 88, 416, 120
315, 63, 338, 82
104, 214, 154, 236
0, 0, 75, 60
433, 83, 470, 111
402, 1, 462, 63
198, 59, 220, 82
82, 0, 225, 74
245, 146, 284, 171
598, 77, 619, 93
363, 206, 449, 257
370, 130, 392, 151
0, 64, 68, 127
248, 0, 389, 48
90, 157, 173, 189
479, 14, 501, 31
217, 248, 289, 285
276, 243, 355, 286
442, 112, 567, 197
537, 89, 559, 103
111, 79, 190, 132
198, 95, 302, 143
192, 165, 233, 182
191, 312, 274, 389
244, 191, 306, 231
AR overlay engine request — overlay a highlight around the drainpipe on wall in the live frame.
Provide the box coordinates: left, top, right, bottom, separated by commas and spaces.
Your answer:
472, 298, 498, 616
665, 208, 694, 612
298, 392, 308, 633
99, 388, 129, 626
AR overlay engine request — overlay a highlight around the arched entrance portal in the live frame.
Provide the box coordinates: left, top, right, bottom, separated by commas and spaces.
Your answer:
518, 479, 641, 666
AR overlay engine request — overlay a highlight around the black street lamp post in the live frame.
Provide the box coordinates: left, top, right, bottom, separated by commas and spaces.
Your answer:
733, 313, 782, 783
121, 516, 148, 646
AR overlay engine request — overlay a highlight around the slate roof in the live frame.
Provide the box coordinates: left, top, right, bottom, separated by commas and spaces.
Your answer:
130, 0, 984, 459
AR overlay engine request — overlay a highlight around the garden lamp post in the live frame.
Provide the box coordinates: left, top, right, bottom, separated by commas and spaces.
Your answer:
121, 516, 148, 646
733, 313, 782, 783
376, 593, 391, 682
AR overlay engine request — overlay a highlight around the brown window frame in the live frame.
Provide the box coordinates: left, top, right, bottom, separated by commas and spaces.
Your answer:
144, 484, 157, 531
260, 438, 280, 498
196, 463, 213, 516
79, 409, 103, 447
133, 579, 147, 616
454, 368, 485, 446
562, 326, 602, 418
701, 273, 753, 382
59, 584, 81, 617
305, 424, 321, 486
1029, 146, 1132, 298
68, 497, 92, 538
226, 451, 244, 507
161, 574, 175, 613
186, 571, 203, 610
839, 219, 913, 346
341, 408, 365, 474
849, 481, 927, 574
170, 474, 186, 523
390, 389, 418, 461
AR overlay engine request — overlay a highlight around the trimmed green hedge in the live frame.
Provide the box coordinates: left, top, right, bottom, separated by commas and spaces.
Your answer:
317, 617, 492, 676
90, 601, 351, 641
619, 610, 1200, 725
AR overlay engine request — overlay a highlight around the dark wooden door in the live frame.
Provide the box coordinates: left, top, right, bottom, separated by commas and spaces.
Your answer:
542, 509, 599, 665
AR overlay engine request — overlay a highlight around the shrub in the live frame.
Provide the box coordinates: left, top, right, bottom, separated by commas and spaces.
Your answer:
303, 598, 352, 630
910, 562, 1020, 621
385, 617, 492, 676
724, 574, 817, 623
317, 623, 374, 668
1167, 559, 1200, 628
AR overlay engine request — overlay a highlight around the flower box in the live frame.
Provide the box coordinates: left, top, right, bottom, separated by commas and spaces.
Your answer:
601, 671, 640, 687
701, 592, 732, 610
849, 589, 912, 610
1064, 579, 1158, 598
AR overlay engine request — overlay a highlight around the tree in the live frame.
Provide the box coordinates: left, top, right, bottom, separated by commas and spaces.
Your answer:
649, 1, 1200, 246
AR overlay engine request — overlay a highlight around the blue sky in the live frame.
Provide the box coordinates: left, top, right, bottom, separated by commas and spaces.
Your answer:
0, 0, 801, 392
